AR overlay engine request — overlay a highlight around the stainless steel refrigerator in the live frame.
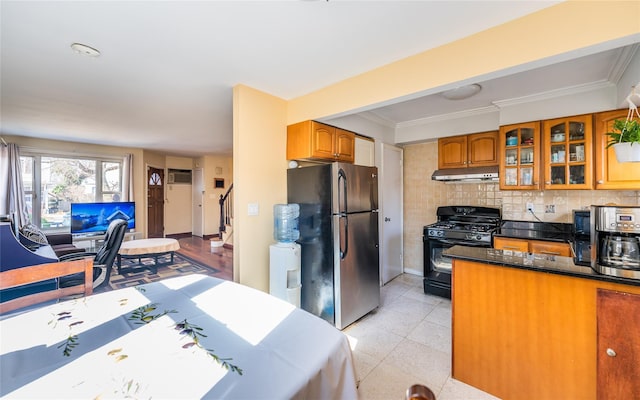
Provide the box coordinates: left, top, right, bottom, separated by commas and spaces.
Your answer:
287, 162, 380, 329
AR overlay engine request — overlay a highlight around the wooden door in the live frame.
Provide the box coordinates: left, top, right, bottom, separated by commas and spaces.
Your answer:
147, 167, 164, 238
438, 135, 467, 169
594, 109, 640, 189
467, 131, 498, 167
597, 289, 640, 400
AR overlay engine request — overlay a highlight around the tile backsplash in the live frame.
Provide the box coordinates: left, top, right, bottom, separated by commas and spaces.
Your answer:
402, 141, 640, 274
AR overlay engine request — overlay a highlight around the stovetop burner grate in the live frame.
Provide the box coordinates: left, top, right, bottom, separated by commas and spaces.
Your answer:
425, 206, 502, 243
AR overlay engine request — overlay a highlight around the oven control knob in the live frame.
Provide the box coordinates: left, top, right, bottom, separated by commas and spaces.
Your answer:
438, 231, 444, 237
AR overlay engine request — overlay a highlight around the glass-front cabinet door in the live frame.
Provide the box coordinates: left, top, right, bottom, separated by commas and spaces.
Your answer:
499, 121, 541, 190
542, 114, 593, 189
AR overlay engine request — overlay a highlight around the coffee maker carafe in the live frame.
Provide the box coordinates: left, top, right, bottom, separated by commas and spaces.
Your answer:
600, 236, 639, 265
592, 205, 640, 280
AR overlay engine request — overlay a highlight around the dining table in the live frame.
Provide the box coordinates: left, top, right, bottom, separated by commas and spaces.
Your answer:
0, 274, 358, 399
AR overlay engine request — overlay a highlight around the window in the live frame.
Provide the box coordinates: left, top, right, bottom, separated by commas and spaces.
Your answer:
20, 153, 123, 231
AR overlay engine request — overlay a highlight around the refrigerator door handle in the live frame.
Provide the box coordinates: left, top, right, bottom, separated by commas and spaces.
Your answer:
338, 168, 349, 259
341, 214, 349, 259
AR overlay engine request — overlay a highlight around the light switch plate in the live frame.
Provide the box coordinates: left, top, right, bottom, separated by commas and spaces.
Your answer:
248, 203, 259, 216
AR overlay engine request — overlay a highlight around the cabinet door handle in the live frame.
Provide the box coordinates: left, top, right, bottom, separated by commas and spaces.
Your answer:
606, 348, 617, 357
503, 246, 522, 250
545, 181, 551, 184
597, 180, 604, 184
540, 251, 560, 255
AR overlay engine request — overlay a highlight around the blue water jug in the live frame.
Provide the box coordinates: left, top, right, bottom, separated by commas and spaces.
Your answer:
273, 204, 300, 242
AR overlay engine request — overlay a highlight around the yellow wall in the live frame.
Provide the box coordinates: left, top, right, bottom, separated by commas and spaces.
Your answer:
233, 85, 287, 290
287, 1, 640, 124
234, 1, 639, 291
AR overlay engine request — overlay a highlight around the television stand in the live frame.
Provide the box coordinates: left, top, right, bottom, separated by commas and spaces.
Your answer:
73, 231, 139, 252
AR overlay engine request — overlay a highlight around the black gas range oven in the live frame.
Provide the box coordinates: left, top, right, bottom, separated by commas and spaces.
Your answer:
423, 206, 501, 298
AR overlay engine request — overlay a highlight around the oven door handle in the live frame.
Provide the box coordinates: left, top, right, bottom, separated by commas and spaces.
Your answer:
433, 238, 490, 247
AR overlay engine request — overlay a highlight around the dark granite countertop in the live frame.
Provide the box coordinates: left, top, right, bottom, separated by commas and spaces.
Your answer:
494, 220, 573, 243
443, 245, 640, 287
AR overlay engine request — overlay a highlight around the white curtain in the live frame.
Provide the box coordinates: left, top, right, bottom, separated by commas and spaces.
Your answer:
122, 153, 134, 201
0, 142, 29, 228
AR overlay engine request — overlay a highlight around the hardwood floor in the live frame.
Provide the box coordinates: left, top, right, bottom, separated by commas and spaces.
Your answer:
169, 235, 233, 281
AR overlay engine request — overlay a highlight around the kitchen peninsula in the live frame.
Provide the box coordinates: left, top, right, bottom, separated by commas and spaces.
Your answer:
446, 246, 640, 400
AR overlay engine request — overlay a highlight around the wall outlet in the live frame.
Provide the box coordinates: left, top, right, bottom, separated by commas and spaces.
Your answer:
545, 204, 556, 213
526, 202, 534, 212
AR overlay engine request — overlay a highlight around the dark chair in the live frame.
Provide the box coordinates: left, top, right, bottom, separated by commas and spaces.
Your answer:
59, 219, 128, 290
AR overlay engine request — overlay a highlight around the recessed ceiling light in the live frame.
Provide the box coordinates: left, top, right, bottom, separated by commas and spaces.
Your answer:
70, 43, 100, 58
441, 84, 482, 100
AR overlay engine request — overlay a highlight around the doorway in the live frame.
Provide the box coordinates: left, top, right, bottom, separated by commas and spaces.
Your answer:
380, 143, 403, 284
147, 166, 165, 238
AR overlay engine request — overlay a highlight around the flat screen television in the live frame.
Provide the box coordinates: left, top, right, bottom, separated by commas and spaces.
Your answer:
70, 201, 135, 235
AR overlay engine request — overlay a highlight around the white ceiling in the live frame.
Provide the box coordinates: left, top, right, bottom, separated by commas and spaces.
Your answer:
1, 1, 634, 157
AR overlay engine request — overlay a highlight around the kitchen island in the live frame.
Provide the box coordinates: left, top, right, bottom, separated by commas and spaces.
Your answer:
445, 246, 640, 400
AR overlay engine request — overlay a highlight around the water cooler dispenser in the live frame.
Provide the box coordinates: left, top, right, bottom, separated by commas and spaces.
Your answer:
269, 204, 301, 307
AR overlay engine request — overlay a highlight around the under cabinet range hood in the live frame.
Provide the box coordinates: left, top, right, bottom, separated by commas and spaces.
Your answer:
431, 165, 499, 182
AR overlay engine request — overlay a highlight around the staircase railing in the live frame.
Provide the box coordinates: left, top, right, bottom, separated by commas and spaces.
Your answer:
218, 183, 233, 239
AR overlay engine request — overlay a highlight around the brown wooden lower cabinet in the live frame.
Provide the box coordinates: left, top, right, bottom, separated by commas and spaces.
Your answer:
493, 237, 571, 256
596, 289, 640, 400
452, 259, 640, 400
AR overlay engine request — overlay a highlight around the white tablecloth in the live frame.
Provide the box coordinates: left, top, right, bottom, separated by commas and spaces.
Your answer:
1, 274, 358, 399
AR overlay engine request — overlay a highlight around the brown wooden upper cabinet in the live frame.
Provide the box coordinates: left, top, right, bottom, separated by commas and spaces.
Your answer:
594, 109, 640, 190
499, 121, 541, 190
438, 131, 498, 169
287, 121, 355, 163
542, 113, 593, 190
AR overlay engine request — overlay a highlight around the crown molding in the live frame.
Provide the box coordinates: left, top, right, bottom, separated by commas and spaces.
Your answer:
356, 111, 398, 128
396, 105, 499, 128
608, 43, 639, 84
491, 80, 614, 109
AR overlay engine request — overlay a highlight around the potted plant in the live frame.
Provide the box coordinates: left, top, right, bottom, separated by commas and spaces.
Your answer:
606, 117, 640, 162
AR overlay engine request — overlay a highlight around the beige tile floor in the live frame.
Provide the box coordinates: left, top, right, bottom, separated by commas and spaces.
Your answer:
344, 273, 500, 400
